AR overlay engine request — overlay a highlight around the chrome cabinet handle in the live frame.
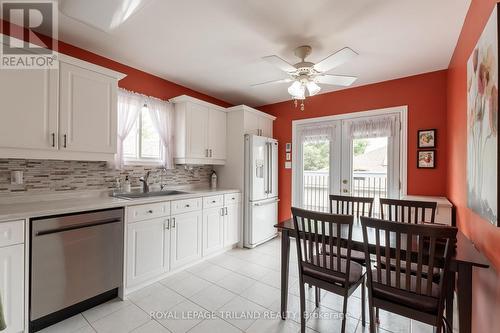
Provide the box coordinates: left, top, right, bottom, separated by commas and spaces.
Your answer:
205, 149, 209, 157
51, 133, 55, 147
209, 149, 212, 157
63, 134, 67, 148
165, 219, 170, 230
224, 207, 228, 215
172, 217, 176, 228
220, 208, 224, 216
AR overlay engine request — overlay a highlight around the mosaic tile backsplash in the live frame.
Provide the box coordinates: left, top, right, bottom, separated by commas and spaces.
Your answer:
0, 159, 213, 193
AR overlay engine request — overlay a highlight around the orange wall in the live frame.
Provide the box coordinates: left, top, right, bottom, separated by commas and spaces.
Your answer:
260, 70, 448, 223
0, 19, 231, 107
446, 0, 500, 332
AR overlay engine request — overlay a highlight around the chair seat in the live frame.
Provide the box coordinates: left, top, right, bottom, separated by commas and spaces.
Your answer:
371, 269, 440, 314
323, 247, 366, 264
302, 255, 364, 287
379, 258, 441, 281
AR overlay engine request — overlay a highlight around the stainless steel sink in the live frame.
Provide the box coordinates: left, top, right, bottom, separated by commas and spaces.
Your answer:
113, 190, 189, 199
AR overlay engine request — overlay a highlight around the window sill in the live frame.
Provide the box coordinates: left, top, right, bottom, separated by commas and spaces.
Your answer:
124, 159, 164, 167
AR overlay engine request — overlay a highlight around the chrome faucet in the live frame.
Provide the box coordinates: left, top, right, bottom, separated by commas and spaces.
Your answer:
139, 171, 152, 193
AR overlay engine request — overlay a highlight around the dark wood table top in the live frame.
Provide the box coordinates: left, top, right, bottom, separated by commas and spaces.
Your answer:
275, 218, 490, 269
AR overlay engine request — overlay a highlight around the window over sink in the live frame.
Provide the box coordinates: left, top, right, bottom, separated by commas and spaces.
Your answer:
123, 107, 163, 164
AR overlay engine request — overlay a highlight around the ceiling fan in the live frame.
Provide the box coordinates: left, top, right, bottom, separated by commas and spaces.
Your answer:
254, 45, 358, 110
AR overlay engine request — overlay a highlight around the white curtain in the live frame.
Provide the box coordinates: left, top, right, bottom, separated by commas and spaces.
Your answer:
115, 89, 142, 169
298, 123, 336, 143
348, 115, 397, 139
148, 98, 175, 169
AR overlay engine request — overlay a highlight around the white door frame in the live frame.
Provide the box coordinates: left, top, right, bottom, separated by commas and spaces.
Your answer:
291, 106, 408, 208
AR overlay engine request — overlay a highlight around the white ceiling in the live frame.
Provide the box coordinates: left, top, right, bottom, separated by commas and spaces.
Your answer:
56, 0, 471, 107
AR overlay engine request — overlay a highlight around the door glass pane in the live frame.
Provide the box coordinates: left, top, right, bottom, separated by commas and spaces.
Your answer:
302, 140, 330, 212
352, 137, 388, 216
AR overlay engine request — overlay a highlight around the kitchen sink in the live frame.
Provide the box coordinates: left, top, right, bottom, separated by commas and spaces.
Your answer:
113, 190, 189, 199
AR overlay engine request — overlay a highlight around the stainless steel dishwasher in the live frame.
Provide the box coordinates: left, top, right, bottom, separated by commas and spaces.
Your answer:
30, 208, 124, 332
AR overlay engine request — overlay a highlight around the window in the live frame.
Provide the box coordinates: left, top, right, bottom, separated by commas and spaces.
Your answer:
123, 107, 162, 163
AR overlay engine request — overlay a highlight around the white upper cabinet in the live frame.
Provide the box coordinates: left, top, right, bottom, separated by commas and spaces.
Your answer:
228, 105, 275, 137
171, 95, 227, 165
0, 68, 58, 150
59, 61, 118, 154
0, 52, 125, 161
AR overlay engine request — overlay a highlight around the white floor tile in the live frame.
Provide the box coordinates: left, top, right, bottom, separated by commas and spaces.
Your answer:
217, 296, 267, 331
268, 293, 316, 324
188, 318, 242, 333
377, 309, 411, 333
90, 303, 151, 333
214, 271, 256, 294
82, 298, 131, 323
128, 283, 171, 303
306, 306, 359, 333
190, 262, 233, 283
236, 262, 275, 280
39, 314, 91, 333
131, 320, 170, 333
156, 299, 206, 333
208, 253, 247, 271
189, 284, 237, 311
162, 273, 213, 298
320, 290, 367, 319
133, 285, 186, 314
410, 320, 434, 333
245, 316, 301, 333
240, 281, 281, 309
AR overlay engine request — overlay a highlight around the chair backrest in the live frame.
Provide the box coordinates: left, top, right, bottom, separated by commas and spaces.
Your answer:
330, 195, 374, 218
291, 207, 354, 285
380, 198, 437, 224
360, 217, 457, 300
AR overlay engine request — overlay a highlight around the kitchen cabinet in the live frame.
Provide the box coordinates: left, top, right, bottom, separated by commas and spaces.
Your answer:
0, 53, 125, 161
170, 210, 203, 269
243, 107, 274, 137
171, 95, 227, 165
224, 203, 240, 246
126, 218, 169, 287
0, 242, 24, 333
0, 68, 58, 151
59, 61, 118, 154
202, 207, 224, 256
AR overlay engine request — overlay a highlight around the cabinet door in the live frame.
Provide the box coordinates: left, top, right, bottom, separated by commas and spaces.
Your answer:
170, 211, 202, 269
244, 111, 260, 135
126, 218, 168, 288
186, 103, 209, 159
0, 244, 24, 333
208, 109, 226, 160
59, 62, 117, 153
224, 203, 240, 246
0, 68, 58, 150
259, 117, 273, 138
202, 207, 224, 256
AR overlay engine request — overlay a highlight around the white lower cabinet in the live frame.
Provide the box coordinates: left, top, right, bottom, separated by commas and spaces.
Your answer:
0, 243, 24, 333
202, 207, 224, 256
126, 218, 169, 288
170, 211, 203, 270
224, 203, 240, 246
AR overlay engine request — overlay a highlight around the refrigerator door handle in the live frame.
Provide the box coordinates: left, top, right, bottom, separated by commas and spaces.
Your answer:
269, 142, 272, 195
253, 198, 280, 206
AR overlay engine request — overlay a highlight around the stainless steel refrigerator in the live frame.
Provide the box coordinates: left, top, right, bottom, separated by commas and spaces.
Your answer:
244, 134, 279, 248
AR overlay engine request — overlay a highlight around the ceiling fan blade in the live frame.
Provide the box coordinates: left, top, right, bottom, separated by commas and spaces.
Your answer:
251, 78, 292, 87
262, 55, 297, 73
314, 47, 358, 73
316, 74, 358, 86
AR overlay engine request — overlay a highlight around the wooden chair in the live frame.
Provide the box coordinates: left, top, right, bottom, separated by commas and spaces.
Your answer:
291, 207, 366, 333
328, 195, 374, 265
380, 198, 437, 224
360, 217, 457, 333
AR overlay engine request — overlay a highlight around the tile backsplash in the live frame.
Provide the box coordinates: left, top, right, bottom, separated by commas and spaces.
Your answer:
0, 159, 213, 193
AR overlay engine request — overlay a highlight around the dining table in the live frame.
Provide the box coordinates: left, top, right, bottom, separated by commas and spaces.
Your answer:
275, 218, 490, 333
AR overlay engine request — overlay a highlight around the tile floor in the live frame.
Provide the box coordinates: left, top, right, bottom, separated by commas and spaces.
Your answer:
40, 237, 458, 333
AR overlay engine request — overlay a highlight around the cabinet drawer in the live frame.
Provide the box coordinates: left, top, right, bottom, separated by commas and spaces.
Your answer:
0, 220, 24, 247
224, 192, 241, 205
172, 198, 202, 215
203, 195, 224, 209
128, 202, 171, 223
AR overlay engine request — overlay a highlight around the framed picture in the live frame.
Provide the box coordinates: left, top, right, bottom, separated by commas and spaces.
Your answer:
467, 4, 498, 226
418, 129, 436, 148
285, 143, 292, 152
417, 150, 436, 169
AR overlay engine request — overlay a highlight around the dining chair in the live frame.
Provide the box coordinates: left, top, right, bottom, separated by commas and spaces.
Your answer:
380, 198, 437, 224
291, 207, 366, 333
360, 217, 457, 333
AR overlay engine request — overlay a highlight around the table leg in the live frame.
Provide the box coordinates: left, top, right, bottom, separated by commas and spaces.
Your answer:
457, 264, 473, 333
281, 229, 290, 320
446, 271, 455, 331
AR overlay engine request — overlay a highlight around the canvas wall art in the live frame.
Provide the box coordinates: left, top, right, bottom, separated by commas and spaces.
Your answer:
467, 5, 499, 226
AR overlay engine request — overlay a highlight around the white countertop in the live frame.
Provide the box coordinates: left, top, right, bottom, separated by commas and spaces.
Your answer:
0, 187, 240, 221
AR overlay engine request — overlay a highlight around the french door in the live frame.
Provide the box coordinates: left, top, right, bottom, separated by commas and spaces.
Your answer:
294, 111, 403, 216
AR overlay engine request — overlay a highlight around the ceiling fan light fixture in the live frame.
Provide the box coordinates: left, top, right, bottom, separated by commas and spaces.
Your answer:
288, 81, 305, 99
306, 81, 321, 96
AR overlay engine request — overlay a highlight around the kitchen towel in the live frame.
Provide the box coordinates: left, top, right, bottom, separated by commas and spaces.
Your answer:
0, 292, 6, 331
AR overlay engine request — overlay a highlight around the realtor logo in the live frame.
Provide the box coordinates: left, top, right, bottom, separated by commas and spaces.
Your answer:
1, 0, 58, 69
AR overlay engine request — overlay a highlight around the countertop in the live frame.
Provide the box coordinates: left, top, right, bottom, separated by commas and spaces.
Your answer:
0, 187, 240, 221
